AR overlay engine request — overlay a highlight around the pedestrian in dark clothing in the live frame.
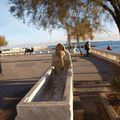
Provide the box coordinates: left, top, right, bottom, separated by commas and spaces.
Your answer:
85, 41, 91, 57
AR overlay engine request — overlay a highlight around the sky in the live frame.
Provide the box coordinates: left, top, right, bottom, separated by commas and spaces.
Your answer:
0, 1, 120, 48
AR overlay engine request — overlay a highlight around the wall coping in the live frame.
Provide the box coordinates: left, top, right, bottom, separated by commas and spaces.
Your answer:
91, 48, 120, 66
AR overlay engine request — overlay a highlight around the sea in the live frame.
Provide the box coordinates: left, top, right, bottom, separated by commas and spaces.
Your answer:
48, 40, 120, 54
91, 41, 120, 54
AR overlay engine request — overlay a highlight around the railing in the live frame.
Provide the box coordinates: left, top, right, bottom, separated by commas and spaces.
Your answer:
91, 48, 120, 66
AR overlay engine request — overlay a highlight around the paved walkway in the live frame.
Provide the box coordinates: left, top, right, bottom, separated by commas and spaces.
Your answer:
0, 54, 119, 120
0, 54, 51, 81
0, 54, 52, 120
72, 54, 119, 120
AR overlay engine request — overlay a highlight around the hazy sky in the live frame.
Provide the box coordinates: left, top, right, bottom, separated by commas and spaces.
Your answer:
0, 1, 120, 48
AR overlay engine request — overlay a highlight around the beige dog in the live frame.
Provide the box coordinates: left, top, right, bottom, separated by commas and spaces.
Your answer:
52, 43, 65, 72
52, 43, 71, 72
60, 44, 71, 67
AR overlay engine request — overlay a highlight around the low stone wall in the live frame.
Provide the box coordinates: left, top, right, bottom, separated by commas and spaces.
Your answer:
100, 93, 120, 120
1, 51, 25, 56
91, 48, 120, 66
1, 50, 51, 56
15, 64, 73, 120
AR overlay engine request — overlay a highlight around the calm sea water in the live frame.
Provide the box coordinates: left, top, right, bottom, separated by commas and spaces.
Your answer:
92, 41, 120, 54
48, 40, 120, 54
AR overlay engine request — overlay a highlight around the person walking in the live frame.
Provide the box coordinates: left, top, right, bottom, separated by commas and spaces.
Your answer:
85, 41, 91, 57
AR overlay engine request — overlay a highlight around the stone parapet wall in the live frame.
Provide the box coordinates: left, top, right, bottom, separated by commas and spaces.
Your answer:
91, 48, 120, 66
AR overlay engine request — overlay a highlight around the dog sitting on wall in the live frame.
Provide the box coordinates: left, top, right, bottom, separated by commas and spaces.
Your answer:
52, 43, 71, 73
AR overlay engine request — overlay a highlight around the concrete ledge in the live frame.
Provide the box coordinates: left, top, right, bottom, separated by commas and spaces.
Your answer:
100, 93, 120, 120
1, 50, 51, 56
15, 64, 73, 120
91, 48, 120, 67
70, 53, 78, 57
1, 51, 25, 56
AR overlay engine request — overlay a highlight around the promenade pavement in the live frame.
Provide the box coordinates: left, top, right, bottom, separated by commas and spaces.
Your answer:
0, 54, 52, 81
0, 54, 52, 120
0, 53, 119, 120
72, 54, 119, 120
